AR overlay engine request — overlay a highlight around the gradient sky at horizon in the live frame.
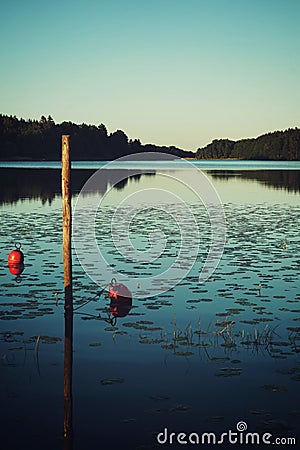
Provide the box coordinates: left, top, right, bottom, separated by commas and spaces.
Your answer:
1, 0, 300, 151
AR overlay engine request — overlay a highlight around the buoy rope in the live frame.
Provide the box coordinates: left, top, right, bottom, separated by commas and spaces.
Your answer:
73, 279, 115, 311
73, 290, 104, 311
75, 310, 117, 326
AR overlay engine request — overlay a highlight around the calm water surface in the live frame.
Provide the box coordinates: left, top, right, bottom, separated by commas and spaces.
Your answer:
0, 162, 299, 449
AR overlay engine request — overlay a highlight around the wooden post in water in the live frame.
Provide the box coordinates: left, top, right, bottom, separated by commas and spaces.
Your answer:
62, 135, 73, 444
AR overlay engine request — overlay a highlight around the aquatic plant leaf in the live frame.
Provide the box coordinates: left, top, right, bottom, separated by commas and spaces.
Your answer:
215, 368, 242, 377
174, 351, 194, 356
170, 404, 191, 412
100, 378, 125, 385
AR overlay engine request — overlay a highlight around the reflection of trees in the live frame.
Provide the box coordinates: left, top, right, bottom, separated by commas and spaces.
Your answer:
208, 170, 300, 193
1, 168, 298, 205
0, 169, 155, 205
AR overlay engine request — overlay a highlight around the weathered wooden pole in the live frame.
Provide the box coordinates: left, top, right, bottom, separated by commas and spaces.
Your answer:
62, 135, 73, 313
62, 135, 73, 444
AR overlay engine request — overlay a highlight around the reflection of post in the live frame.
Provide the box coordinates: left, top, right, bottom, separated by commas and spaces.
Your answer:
62, 135, 73, 444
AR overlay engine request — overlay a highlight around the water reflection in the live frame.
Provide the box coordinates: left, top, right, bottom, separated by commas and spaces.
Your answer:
0, 168, 299, 205
8, 263, 25, 282
108, 285, 132, 326
0, 168, 155, 205
208, 169, 300, 193
1, 166, 300, 449
76, 283, 133, 327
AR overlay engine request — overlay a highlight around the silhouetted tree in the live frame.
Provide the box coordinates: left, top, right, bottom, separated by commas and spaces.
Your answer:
0, 113, 194, 160
196, 129, 300, 160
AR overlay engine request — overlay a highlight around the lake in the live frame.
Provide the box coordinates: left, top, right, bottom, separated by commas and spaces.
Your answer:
0, 160, 299, 449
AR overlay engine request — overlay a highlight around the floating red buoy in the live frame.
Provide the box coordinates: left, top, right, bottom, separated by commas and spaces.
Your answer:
109, 283, 132, 301
109, 282, 132, 318
8, 243, 24, 266
8, 243, 25, 280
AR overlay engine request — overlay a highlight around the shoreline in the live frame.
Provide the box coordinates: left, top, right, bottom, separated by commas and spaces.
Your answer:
1, 157, 299, 163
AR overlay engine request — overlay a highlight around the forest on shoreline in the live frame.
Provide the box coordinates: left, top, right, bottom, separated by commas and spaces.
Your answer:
0, 114, 299, 160
196, 128, 300, 160
0, 114, 193, 160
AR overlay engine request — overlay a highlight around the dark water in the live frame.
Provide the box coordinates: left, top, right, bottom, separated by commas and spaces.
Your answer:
0, 163, 299, 449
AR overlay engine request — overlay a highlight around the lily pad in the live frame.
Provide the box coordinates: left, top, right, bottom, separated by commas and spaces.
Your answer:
215, 368, 242, 377
100, 378, 125, 386
174, 351, 194, 356
170, 404, 191, 412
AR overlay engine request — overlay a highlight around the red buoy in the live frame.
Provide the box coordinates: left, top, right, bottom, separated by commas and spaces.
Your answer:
8, 243, 24, 265
109, 283, 132, 300
108, 281, 132, 318
109, 297, 132, 318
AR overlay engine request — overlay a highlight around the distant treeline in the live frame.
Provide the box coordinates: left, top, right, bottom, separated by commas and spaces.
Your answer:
1, 114, 300, 161
0, 114, 194, 160
196, 128, 300, 160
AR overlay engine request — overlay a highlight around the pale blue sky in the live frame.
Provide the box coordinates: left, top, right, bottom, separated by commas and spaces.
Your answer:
1, 0, 300, 150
